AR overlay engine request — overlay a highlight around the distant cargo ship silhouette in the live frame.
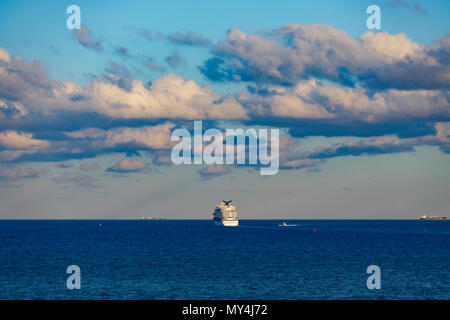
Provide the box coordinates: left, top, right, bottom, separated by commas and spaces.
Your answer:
419, 214, 447, 220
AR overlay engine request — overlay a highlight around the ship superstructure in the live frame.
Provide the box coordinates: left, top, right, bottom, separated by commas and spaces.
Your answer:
213, 200, 239, 226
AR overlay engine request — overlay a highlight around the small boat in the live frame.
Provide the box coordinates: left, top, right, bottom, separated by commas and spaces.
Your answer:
278, 221, 297, 227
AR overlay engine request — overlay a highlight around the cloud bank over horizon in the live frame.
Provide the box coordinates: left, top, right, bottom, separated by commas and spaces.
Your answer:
0, 22, 449, 184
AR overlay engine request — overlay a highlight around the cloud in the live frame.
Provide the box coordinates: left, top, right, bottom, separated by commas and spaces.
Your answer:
411, 122, 450, 153
104, 61, 130, 77
55, 161, 73, 168
0, 49, 55, 101
0, 130, 49, 150
265, 122, 450, 170
412, 2, 427, 13
0, 167, 49, 181
306, 122, 450, 159
107, 158, 151, 173
136, 29, 210, 47
74, 73, 247, 120
280, 158, 321, 170
0, 49, 247, 121
0, 47, 11, 63
198, 165, 229, 179
200, 24, 449, 89
237, 79, 450, 123
137, 28, 154, 40
143, 57, 166, 72
150, 150, 173, 165
166, 52, 184, 68
78, 163, 100, 171
0, 42, 448, 171
114, 46, 130, 58
73, 26, 103, 52
388, 0, 428, 14
0, 100, 28, 119
0, 122, 176, 164
167, 31, 211, 46
310, 136, 414, 159
103, 61, 133, 90
271, 135, 322, 170
66, 122, 175, 150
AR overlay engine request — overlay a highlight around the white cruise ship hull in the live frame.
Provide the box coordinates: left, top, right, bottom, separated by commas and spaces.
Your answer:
214, 219, 239, 227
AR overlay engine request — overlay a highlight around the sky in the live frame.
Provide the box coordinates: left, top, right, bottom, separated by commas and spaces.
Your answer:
0, 0, 449, 219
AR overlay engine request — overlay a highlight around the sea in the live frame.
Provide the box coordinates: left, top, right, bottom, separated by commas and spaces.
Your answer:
0, 220, 448, 300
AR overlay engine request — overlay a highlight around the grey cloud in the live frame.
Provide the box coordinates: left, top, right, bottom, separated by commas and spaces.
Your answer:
55, 161, 73, 168
198, 165, 229, 180
166, 52, 184, 68
0, 48, 54, 101
274, 122, 450, 170
114, 46, 130, 58
0, 100, 28, 119
150, 150, 173, 165
78, 163, 100, 171
143, 57, 166, 72
73, 26, 103, 52
309, 137, 414, 159
136, 28, 210, 46
307, 122, 450, 160
167, 31, 211, 46
439, 144, 450, 154
103, 61, 133, 91
276, 135, 323, 170
0, 167, 49, 181
137, 28, 154, 40
104, 61, 131, 77
388, 0, 428, 13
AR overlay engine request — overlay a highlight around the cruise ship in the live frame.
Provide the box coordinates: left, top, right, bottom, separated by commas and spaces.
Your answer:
419, 214, 447, 220
213, 200, 239, 226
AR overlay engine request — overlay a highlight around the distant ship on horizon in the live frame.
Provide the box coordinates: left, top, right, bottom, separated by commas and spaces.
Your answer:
213, 200, 239, 227
278, 222, 298, 227
419, 214, 447, 220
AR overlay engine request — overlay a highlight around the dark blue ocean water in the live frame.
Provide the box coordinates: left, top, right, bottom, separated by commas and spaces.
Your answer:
0, 220, 448, 299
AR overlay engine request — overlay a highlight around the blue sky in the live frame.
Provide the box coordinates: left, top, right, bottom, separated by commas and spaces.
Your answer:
0, 0, 449, 218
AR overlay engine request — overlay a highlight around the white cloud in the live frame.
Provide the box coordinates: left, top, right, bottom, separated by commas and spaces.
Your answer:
202, 24, 450, 89
66, 123, 176, 150
238, 80, 449, 122
0, 130, 49, 150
